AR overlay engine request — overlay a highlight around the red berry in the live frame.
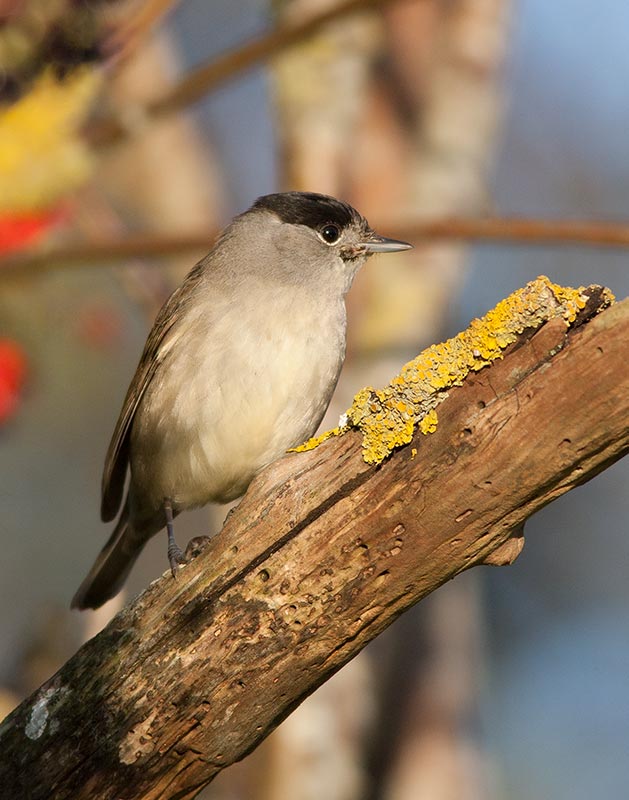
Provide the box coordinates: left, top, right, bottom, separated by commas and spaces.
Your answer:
0, 339, 27, 423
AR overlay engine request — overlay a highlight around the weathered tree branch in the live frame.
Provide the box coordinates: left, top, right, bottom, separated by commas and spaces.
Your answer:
1, 286, 627, 800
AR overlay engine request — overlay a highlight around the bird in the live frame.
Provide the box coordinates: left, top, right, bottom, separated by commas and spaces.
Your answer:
71, 191, 411, 610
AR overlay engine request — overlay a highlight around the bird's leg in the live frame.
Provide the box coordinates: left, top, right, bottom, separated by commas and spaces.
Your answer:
164, 499, 186, 577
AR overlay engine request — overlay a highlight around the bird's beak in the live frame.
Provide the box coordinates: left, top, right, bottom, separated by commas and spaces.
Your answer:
360, 233, 413, 253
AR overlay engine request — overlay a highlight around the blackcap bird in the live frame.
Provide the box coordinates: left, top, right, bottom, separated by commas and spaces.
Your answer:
71, 192, 411, 610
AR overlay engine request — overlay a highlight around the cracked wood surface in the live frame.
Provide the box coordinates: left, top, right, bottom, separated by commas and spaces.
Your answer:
1, 297, 628, 800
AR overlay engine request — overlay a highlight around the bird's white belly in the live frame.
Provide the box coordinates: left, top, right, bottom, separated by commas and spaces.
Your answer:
130, 292, 345, 513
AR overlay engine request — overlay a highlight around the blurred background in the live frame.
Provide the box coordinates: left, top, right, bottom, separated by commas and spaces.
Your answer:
1, 1, 628, 798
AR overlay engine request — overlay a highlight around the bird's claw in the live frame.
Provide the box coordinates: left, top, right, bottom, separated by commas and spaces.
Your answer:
168, 541, 187, 577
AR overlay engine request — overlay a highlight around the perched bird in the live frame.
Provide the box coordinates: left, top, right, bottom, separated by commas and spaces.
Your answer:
71, 192, 411, 610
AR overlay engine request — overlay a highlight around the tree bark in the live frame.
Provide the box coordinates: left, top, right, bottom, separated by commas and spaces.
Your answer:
1, 290, 627, 800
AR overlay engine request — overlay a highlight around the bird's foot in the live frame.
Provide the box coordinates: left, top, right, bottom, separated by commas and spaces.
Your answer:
164, 498, 187, 577
167, 539, 187, 577
167, 536, 211, 577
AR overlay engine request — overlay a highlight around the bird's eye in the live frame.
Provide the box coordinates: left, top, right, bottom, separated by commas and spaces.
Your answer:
320, 224, 341, 244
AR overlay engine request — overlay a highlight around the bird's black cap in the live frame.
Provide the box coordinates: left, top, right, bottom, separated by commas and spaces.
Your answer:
253, 192, 363, 231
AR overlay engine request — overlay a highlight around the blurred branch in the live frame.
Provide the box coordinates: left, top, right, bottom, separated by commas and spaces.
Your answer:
4, 216, 629, 278
105, 0, 184, 63
0, 231, 212, 278
0, 288, 627, 799
404, 215, 629, 248
87, 0, 403, 146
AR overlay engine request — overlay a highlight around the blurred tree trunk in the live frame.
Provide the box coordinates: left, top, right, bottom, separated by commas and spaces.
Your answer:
91, 27, 225, 318
266, 1, 511, 798
254, 4, 383, 799
79, 27, 227, 642
356, 6, 510, 798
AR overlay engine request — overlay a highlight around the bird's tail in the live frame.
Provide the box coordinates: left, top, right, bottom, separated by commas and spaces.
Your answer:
71, 504, 144, 610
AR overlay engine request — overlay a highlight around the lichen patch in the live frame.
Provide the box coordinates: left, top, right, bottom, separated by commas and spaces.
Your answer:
294, 276, 614, 464
25, 685, 69, 740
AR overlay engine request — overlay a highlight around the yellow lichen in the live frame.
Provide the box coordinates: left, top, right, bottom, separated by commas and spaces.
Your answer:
291, 426, 343, 453
295, 276, 614, 464
419, 409, 438, 435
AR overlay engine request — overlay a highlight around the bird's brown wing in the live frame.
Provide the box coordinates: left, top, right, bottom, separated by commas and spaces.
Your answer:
100, 311, 175, 522
100, 263, 207, 522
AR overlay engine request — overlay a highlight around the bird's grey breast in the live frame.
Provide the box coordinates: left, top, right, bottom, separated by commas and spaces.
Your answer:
130, 276, 346, 509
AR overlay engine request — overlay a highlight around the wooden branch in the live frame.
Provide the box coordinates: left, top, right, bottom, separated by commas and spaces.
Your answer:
4, 216, 629, 278
88, 0, 402, 147
400, 215, 629, 248
1, 285, 628, 800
